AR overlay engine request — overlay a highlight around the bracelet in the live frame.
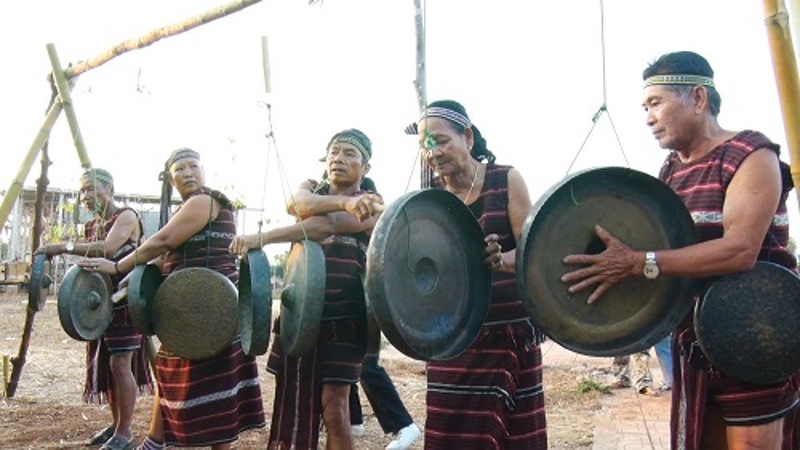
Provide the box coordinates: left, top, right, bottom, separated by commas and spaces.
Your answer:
114, 261, 121, 275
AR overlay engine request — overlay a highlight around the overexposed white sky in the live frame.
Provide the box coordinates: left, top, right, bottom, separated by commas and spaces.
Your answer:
2, 0, 800, 247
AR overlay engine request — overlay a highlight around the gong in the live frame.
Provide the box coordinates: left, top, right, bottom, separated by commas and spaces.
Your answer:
280, 240, 325, 357
57, 265, 114, 341
517, 167, 698, 356
239, 249, 272, 357
695, 261, 800, 385
127, 264, 164, 336
152, 267, 239, 360
365, 189, 492, 361
28, 253, 52, 311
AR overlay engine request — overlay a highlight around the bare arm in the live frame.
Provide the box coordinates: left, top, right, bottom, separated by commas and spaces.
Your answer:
562, 148, 783, 304
286, 180, 383, 221
83, 194, 218, 276
489, 168, 532, 273
38, 209, 140, 257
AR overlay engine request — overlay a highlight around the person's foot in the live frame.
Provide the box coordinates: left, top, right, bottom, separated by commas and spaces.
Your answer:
386, 423, 421, 450
351, 423, 365, 437
638, 386, 661, 397
87, 425, 115, 446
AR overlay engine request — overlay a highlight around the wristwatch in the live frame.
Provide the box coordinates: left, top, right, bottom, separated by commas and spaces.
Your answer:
643, 251, 660, 280
65, 241, 75, 252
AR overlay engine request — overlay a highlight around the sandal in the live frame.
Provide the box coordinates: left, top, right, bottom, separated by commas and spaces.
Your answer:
87, 426, 115, 446
99, 435, 134, 450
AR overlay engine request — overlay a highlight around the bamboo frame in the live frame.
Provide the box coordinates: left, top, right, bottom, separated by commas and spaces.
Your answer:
763, 0, 800, 206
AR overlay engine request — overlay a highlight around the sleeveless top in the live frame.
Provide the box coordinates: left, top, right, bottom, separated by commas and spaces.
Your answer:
437, 164, 530, 323
658, 130, 796, 272
309, 181, 371, 320
162, 188, 239, 284
84, 206, 142, 287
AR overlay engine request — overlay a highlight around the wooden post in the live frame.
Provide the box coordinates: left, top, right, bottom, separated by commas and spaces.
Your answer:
763, 0, 800, 207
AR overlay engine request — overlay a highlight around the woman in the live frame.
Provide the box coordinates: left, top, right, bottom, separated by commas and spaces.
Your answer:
80, 148, 265, 450
410, 100, 547, 450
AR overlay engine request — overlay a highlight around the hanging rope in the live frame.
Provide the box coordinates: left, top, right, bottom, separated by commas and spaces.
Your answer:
564, 0, 630, 176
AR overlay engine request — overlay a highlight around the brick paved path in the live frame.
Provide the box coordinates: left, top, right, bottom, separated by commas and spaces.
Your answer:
541, 340, 672, 450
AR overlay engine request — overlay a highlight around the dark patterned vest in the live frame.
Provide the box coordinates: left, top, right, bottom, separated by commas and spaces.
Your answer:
162, 188, 239, 284
84, 206, 142, 288
461, 164, 530, 323
310, 181, 371, 320
659, 130, 796, 272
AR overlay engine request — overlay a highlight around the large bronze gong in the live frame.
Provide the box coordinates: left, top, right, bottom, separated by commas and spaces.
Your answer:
517, 167, 698, 356
28, 253, 52, 311
57, 265, 114, 341
152, 267, 239, 360
239, 249, 272, 357
365, 189, 491, 361
127, 264, 164, 336
280, 240, 325, 357
695, 261, 800, 385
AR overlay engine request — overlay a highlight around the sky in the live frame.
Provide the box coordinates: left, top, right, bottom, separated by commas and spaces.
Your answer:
2, 0, 800, 255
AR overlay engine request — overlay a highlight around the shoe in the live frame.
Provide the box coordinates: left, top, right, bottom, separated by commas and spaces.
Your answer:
99, 435, 134, 450
351, 423, 365, 437
386, 423, 422, 450
87, 426, 115, 446
638, 386, 661, 397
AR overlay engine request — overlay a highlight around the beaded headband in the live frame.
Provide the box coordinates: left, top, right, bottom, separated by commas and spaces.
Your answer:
644, 74, 715, 88
404, 106, 472, 135
319, 134, 372, 162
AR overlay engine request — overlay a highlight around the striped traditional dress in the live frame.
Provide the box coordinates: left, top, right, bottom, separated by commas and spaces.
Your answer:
83, 207, 153, 404
158, 188, 266, 446
658, 130, 800, 450
267, 181, 370, 450
425, 164, 547, 450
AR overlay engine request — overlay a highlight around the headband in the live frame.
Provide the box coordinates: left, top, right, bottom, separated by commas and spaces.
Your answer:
404, 106, 472, 135
166, 148, 201, 167
644, 74, 715, 88
320, 133, 372, 162
80, 168, 113, 186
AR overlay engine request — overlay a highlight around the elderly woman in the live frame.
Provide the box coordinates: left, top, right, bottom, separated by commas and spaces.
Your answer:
80, 148, 265, 450
410, 100, 547, 450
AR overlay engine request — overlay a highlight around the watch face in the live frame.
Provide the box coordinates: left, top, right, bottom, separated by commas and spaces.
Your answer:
65, 241, 74, 251
644, 263, 659, 279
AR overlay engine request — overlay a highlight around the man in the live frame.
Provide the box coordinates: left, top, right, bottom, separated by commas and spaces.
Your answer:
562, 51, 798, 450
230, 128, 383, 450
38, 168, 152, 450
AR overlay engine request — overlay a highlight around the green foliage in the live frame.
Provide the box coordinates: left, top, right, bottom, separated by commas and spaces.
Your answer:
272, 250, 288, 279
578, 378, 610, 394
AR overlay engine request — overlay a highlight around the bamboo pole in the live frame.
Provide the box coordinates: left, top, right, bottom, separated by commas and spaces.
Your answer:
763, 0, 800, 207
47, 44, 91, 170
63, 0, 263, 79
413, 0, 434, 189
0, 101, 62, 232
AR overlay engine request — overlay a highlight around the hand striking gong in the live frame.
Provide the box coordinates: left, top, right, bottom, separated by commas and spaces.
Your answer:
57, 265, 114, 341
152, 267, 239, 360
239, 248, 272, 357
695, 261, 800, 385
280, 240, 325, 357
29, 253, 52, 311
365, 189, 492, 361
517, 167, 698, 356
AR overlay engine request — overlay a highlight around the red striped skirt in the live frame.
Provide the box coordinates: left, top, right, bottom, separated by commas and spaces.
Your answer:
155, 339, 266, 446
266, 317, 366, 450
425, 320, 547, 450
84, 302, 153, 404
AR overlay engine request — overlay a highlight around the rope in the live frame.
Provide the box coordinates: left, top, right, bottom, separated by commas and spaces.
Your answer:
564, 0, 629, 176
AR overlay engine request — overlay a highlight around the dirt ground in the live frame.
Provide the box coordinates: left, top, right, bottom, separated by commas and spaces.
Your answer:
0, 288, 601, 449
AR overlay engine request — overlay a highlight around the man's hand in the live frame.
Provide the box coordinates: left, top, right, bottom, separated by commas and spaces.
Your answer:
561, 225, 639, 304
344, 193, 384, 221
229, 234, 263, 258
